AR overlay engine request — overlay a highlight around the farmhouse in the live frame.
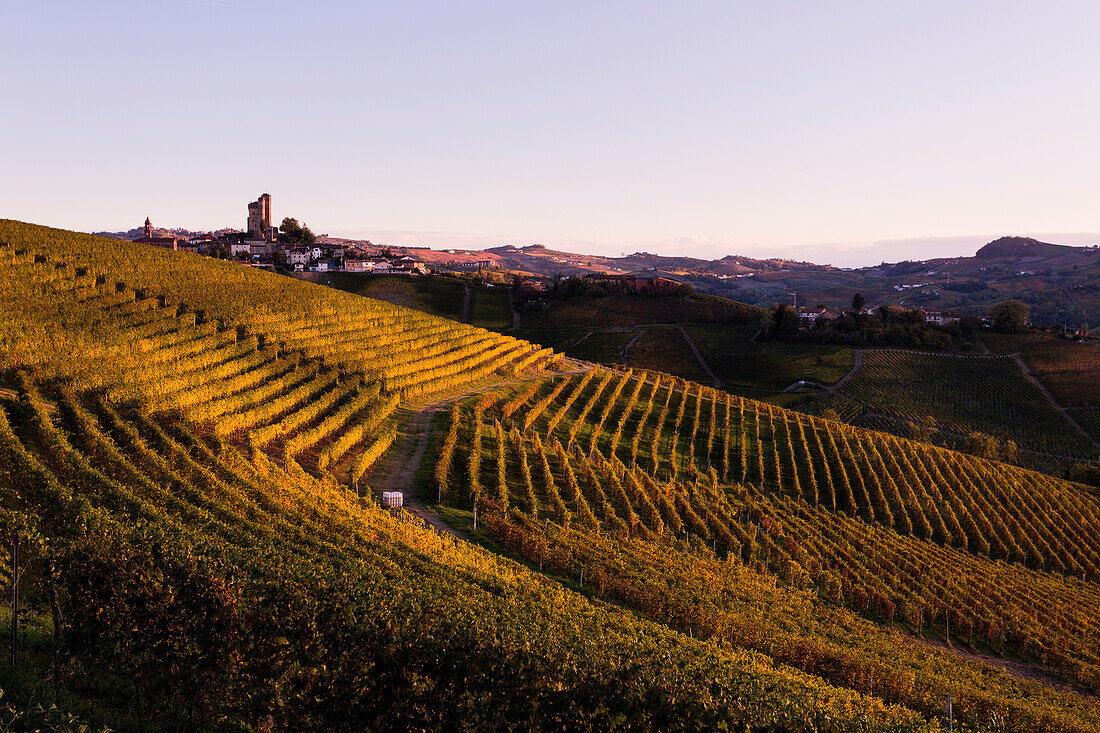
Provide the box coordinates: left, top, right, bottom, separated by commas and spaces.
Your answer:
797, 306, 840, 327
344, 259, 375, 272
919, 307, 962, 325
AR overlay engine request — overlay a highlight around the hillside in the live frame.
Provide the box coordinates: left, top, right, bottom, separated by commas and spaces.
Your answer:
435, 369, 1100, 731
309, 273, 1098, 476
974, 236, 1087, 261
418, 235, 1100, 326
0, 220, 1098, 730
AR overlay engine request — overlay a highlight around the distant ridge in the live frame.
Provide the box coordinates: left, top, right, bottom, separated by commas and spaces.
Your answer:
974, 236, 1080, 260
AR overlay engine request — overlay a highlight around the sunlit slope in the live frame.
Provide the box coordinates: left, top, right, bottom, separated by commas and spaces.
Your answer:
0, 223, 557, 485
471, 369, 1100, 579
0, 220, 939, 729
0, 220, 554, 399
436, 369, 1100, 730
0, 369, 926, 729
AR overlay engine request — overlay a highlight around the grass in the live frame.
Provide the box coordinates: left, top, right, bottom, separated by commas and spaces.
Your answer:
298, 272, 466, 319
468, 285, 512, 330
511, 327, 589, 352
686, 325, 855, 391
567, 331, 636, 365
518, 297, 605, 329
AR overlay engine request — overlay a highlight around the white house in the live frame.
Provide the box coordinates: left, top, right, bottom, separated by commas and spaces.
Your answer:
373, 260, 394, 273
229, 242, 251, 257
288, 249, 310, 266
310, 246, 323, 261
919, 308, 962, 325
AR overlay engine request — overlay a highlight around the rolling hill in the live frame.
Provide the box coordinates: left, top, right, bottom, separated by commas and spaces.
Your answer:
0, 219, 1098, 731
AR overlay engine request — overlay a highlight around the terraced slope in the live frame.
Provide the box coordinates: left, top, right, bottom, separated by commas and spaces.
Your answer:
0, 221, 941, 730
0, 220, 554, 400
0, 226, 558, 491
435, 369, 1100, 730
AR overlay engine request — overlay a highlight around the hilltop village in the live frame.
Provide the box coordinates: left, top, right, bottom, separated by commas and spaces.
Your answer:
112, 193, 491, 277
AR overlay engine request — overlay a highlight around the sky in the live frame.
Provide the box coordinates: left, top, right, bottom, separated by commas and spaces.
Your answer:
1, 0, 1098, 267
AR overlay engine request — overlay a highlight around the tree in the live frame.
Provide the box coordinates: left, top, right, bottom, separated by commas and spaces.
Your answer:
279, 217, 316, 245
965, 432, 1000, 460
1067, 462, 1100, 488
988, 300, 1029, 333
772, 305, 798, 336
850, 292, 865, 314
910, 416, 938, 443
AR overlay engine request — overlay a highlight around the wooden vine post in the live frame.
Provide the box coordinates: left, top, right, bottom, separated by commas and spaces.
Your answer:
10, 534, 18, 668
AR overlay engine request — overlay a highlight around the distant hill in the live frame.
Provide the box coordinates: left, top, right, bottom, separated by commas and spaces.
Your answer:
974, 236, 1083, 260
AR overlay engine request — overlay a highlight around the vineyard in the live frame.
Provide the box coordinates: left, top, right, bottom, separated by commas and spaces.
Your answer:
2, 220, 1099, 729
805, 350, 1099, 470
436, 368, 1100, 731
0, 373, 941, 731
0, 222, 558, 490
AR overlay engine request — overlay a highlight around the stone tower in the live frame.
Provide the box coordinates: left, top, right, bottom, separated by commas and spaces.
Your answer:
144, 217, 152, 239
246, 193, 272, 239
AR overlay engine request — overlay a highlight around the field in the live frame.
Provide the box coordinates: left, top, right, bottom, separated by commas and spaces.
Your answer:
1071, 407, 1100, 445
686, 325, 855, 392
2, 219, 1100, 730
513, 292, 856, 399
437, 370, 1100, 731
805, 350, 1099, 472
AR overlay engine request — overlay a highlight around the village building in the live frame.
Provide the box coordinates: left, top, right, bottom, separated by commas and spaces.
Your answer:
133, 217, 179, 250
797, 306, 839, 327
919, 307, 962, 325
246, 193, 274, 241
344, 259, 375, 272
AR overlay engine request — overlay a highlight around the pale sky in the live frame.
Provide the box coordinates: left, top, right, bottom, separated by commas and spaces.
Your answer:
2, 0, 1098, 267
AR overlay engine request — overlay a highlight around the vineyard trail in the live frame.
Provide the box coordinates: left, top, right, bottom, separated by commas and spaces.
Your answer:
829, 348, 863, 393
678, 325, 721, 387
620, 330, 643, 364
917, 636, 1095, 699
366, 364, 594, 536
1012, 353, 1100, 451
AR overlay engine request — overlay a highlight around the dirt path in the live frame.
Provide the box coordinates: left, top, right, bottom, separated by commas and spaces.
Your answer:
1011, 354, 1100, 451
828, 349, 863, 394
568, 331, 595, 350
507, 286, 520, 330
461, 285, 472, 324
619, 330, 643, 365
678, 326, 721, 388
918, 636, 1095, 699
364, 366, 593, 536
